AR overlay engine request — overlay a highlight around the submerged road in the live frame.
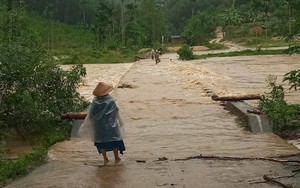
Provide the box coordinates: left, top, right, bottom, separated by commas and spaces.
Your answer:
5, 54, 300, 188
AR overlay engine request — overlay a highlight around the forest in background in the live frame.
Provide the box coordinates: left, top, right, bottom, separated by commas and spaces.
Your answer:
0, 0, 299, 141
1, 0, 300, 49
0, 0, 300, 186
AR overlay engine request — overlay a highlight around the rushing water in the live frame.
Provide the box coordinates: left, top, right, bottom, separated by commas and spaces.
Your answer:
5, 54, 300, 188
49, 54, 300, 162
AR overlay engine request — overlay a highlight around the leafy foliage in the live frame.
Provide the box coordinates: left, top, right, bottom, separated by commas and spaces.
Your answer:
95, 0, 114, 44
259, 75, 300, 131
0, 8, 88, 141
283, 70, 300, 91
0, 146, 48, 186
181, 12, 216, 45
177, 44, 194, 60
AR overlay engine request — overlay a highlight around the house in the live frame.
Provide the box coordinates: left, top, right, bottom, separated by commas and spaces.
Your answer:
170, 35, 183, 44
248, 26, 265, 36
215, 26, 224, 39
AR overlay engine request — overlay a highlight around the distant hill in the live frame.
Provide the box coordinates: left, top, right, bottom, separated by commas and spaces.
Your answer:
26, 12, 95, 50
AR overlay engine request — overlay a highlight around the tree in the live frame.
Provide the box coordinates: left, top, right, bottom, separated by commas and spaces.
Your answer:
182, 12, 216, 45
78, 0, 88, 46
43, 3, 57, 49
252, 0, 271, 39
219, 7, 243, 27
218, 7, 243, 37
136, 0, 166, 46
95, 0, 114, 45
0, 7, 87, 141
282, 0, 300, 35
125, 3, 139, 46
121, 0, 125, 45
79, 0, 87, 25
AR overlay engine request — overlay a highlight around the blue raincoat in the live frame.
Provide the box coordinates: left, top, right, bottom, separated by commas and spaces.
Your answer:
78, 94, 125, 154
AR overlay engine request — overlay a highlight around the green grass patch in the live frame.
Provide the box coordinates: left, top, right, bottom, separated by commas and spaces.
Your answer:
0, 146, 47, 186
231, 37, 300, 48
195, 49, 289, 59
205, 42, 228, 50
0, 125, 72, 187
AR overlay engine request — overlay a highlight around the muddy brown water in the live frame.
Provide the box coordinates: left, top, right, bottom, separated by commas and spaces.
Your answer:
5, 54, 300, 188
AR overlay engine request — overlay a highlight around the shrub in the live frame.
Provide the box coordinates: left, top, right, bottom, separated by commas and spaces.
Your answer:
177, 44, 194, 60
0, 8, 88, 141
283, 69, 300, 91
259, 75, 300, 131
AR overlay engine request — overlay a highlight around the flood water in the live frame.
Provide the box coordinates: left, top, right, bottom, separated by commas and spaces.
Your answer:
5, 54, 300, 188
50, 54, 300, 162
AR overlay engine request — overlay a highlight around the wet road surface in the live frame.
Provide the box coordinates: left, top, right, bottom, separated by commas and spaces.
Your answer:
5, 54, 300, 188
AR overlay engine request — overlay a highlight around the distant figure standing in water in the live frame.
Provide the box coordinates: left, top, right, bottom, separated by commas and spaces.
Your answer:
154, 50, 161, 65
83, 82, 126, 165
150, 49, 155, 60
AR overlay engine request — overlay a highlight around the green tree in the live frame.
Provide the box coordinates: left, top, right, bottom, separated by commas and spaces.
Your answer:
0, 7, 87, 141
79, 0, 88, 25
182, 12, 216, 45
219, 7, 243, 27
282, 0, 300, 35
79, 0, 88, 46
218, 7, 243, 37
43, 3, 57, 50
136, 0, 166, 46
252, 0, 271, 38
125, 3, 139, 46
95, 0, 114, 46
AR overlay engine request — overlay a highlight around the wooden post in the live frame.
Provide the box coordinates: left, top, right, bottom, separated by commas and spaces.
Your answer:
61, 112, 88, 120
211, 94, 261, 101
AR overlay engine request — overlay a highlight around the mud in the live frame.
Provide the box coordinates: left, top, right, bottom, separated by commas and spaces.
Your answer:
5, 54, 300, 188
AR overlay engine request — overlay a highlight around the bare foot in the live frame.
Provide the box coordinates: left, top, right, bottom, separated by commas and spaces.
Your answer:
115, 157, 121, 163
104, 158, 109, 165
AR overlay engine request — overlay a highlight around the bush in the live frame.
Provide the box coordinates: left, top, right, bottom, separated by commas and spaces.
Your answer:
259, 75, 300, 131
0, 8, 88, 141
205, 42, 227, 50
177, 44, 194, 60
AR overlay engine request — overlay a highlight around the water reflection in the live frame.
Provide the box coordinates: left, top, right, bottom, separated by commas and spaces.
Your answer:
95, 164, 125, 188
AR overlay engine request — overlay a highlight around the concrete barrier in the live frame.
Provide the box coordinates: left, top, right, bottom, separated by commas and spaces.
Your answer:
71, 119, 84, 138
226, 101, 272, 133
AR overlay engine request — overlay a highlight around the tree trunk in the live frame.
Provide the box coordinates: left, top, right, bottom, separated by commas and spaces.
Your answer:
121, 0, 125, 45
7, 0, 12, 11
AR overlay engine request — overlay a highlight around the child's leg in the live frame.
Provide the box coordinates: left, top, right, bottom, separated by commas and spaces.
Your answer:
113, 148, 121, 163
101, 149, 109, 164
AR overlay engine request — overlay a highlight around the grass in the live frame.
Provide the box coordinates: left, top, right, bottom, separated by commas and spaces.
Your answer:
204, 42, 228, 50
230, 36, 300, 48
26, 12, 138, 64
0, 126, 71, 187
194, 49, 289, 59
0, 147, 48, 186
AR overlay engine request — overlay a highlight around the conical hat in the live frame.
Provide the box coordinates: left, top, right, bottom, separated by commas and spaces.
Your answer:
93, 82, 114, 96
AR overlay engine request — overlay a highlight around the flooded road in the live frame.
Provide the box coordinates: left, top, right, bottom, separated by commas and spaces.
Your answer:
5, 54, 300, 188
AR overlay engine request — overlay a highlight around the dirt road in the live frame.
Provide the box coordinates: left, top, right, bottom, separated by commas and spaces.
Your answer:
5, 54, 300, 188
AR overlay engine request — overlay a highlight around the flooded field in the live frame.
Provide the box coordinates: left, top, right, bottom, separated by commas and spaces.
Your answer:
5, 54, 300, 188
